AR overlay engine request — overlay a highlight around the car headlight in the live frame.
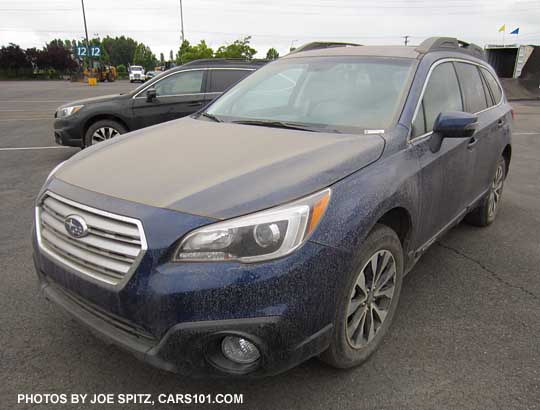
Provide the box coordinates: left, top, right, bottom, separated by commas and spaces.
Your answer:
56, 105, 84, 118
173, 188, 331, 263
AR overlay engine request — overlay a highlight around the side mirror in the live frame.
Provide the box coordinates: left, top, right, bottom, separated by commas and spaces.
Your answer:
146, 88, 157, 102
433, 111, 478, 139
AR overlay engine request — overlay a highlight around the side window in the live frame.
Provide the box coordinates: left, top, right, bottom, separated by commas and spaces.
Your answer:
208, 70, 251, 93
414, 62, 463, 137
480, 73, 495, 107
454, 62, 488, 113
153, 70, 204, 96
412, 101, 426, 136
480, 67, 503, 105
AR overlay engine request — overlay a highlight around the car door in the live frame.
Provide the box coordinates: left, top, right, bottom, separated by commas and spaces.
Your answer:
204, 68, 255, 106
452, 62, 495, 203
131, 69, 207, 129
410, 61, 476, 247
474, 66, 510, 194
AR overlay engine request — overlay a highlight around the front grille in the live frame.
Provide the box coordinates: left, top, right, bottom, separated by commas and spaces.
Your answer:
37, 192, 146, 286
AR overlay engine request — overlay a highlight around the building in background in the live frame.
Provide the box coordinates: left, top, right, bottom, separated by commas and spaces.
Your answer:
485, 44, 539, 79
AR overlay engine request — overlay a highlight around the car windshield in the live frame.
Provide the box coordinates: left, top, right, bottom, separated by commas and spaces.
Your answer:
206, 56, 415, 134
131, 66, 143, 72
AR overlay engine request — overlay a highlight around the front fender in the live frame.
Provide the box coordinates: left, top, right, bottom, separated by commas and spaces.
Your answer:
310, 146, 421, 266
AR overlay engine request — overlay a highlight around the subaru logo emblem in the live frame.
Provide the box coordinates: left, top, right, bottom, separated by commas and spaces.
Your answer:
64, 215, 88, 238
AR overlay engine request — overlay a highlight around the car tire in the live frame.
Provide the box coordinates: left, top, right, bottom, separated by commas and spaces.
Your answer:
465, 157, 506, 227
84, 119, 127, 148
320, 224, 403, 369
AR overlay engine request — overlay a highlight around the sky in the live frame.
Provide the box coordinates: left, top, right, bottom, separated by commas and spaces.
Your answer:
1, 0, 540, 59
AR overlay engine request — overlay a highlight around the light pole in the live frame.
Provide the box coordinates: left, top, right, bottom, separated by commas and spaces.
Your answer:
81, 0, 92, 70
179, 0, 185, 43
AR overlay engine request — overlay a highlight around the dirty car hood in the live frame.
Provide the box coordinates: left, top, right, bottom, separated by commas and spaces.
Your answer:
55, 117, 385, 219
58, 94, 127, 109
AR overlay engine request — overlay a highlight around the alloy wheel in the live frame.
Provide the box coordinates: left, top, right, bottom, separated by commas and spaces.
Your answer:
488, 163, 505, 218
346, 250, 397, 349
91, 127, 120, 144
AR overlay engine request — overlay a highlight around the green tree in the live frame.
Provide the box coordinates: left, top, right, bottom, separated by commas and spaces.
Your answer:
133, 43, 157, 71
215, 36, 257, 59
176, 40, 214, 64
102, 35, 138, 66
116, 63, 127, 78
169, 49, 174, 61
266, 47, 279, 60
160, 52, 165, 64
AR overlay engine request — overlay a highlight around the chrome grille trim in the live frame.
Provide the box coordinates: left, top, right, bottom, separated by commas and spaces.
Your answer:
36, 191, 147, 287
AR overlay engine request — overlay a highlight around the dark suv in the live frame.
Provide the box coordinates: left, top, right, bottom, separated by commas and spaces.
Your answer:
33, 38, 512, 377
53, 59, 266, 148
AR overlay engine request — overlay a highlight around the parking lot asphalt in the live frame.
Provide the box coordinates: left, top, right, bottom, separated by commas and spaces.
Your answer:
1, 81, 539, 410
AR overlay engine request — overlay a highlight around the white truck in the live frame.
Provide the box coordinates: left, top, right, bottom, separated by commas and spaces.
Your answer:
128, 65, 145, 83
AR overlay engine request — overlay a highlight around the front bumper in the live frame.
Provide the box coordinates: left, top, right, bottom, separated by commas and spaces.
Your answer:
53, 116, 84, 147
37, 271, 333, 377
32, 181, 351, 377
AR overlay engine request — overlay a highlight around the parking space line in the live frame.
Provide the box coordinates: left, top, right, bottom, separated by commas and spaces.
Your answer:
0, 100, 66, 103
0, 146, 72, 151
0, 118, 51, 122
514, 132, 540, 135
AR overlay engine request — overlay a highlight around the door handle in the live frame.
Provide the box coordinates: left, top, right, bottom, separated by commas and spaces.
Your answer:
467, 136, 479, 149
497, 118, 505, 128
187, 102, 203, 107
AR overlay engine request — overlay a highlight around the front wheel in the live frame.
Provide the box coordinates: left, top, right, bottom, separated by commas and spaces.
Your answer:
320, 224, 403, 369
84, 119, 127, 148
465, 157, 506, 227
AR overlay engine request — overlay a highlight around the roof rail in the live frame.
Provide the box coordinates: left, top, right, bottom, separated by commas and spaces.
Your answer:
416, 37, 485, 60
289, 41, 362, 54
181, 58, 268, 67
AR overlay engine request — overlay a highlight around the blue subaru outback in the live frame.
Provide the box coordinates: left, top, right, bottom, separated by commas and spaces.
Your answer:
33, 37, 512, 377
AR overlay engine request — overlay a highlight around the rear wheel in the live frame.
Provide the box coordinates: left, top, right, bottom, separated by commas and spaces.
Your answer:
320, 224, 403, 369
84, 119, 127, 148
465, 157, 506, 227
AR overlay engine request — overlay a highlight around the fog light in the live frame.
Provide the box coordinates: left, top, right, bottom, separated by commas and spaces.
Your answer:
221, 336, 260, 364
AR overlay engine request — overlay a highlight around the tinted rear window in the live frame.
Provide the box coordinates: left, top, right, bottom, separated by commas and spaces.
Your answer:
454, 62, 488, 113
208, 70, 251, 93
480, 67, 503, 105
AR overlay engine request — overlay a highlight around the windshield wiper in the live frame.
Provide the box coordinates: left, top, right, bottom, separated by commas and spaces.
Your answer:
231, 119, 324, 132
200, 112, 222, 122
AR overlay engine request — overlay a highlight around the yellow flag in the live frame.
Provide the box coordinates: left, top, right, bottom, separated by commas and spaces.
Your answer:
498, 24, 506, 32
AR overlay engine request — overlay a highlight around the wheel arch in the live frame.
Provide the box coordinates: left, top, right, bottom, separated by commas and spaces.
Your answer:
82, 114, 130, 144
375, 206, 413, 254
502, 144, 512, 177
